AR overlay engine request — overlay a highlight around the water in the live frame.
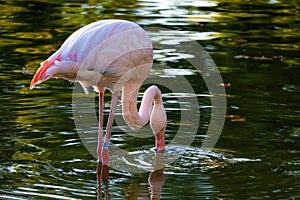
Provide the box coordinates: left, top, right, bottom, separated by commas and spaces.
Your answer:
1, 0, 300, 199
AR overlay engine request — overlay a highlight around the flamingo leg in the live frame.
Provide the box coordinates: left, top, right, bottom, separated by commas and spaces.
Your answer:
101, 91, 120, 165
97, 87, 105, 162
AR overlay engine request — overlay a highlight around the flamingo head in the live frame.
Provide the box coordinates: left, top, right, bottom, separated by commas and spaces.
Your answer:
30, 54, 62, 90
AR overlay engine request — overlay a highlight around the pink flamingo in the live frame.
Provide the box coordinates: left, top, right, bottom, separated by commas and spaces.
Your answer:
30, 19, 167, 165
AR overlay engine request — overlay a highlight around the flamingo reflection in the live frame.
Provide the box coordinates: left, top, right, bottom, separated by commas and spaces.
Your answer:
97, 152, 165, 200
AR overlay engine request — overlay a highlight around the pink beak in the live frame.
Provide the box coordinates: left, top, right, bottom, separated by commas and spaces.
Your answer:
30, 54, 62, 90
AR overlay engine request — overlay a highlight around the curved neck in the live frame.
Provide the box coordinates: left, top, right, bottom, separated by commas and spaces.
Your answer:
121, 81, 166, 152
121, 81, 148, 130
121, 82, 164, 130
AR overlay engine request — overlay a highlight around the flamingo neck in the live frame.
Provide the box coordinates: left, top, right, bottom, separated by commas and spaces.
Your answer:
121, 83, 166, 151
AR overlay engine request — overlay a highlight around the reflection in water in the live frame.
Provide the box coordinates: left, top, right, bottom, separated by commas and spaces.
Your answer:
97, 164, 110, 200
97, 152, 165, 200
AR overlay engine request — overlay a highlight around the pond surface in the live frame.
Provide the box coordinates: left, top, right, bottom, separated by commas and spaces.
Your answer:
1, 0, 300, 199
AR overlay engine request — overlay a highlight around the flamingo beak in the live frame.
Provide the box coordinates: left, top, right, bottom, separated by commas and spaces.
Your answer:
30, 54, 62, 90
30, 60, 51, 89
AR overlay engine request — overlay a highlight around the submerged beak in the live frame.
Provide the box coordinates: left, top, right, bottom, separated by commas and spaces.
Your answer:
30, 54, 62, 90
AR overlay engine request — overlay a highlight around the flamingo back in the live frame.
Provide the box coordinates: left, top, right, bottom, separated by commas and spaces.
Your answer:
31, 20, 153, 93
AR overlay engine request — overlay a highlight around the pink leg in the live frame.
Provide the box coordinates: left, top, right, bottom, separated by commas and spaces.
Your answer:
101, 91, 119, 165
97, 88, 105, 162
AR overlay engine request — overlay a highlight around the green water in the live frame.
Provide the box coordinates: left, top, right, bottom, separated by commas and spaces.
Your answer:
1, 0, 300, 199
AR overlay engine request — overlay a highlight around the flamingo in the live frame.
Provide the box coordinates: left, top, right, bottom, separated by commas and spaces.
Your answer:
30, 19, 167, 165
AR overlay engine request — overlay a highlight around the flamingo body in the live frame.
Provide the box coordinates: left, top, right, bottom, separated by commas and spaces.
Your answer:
30, 20, 152, 93
30, 20, 166, 165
